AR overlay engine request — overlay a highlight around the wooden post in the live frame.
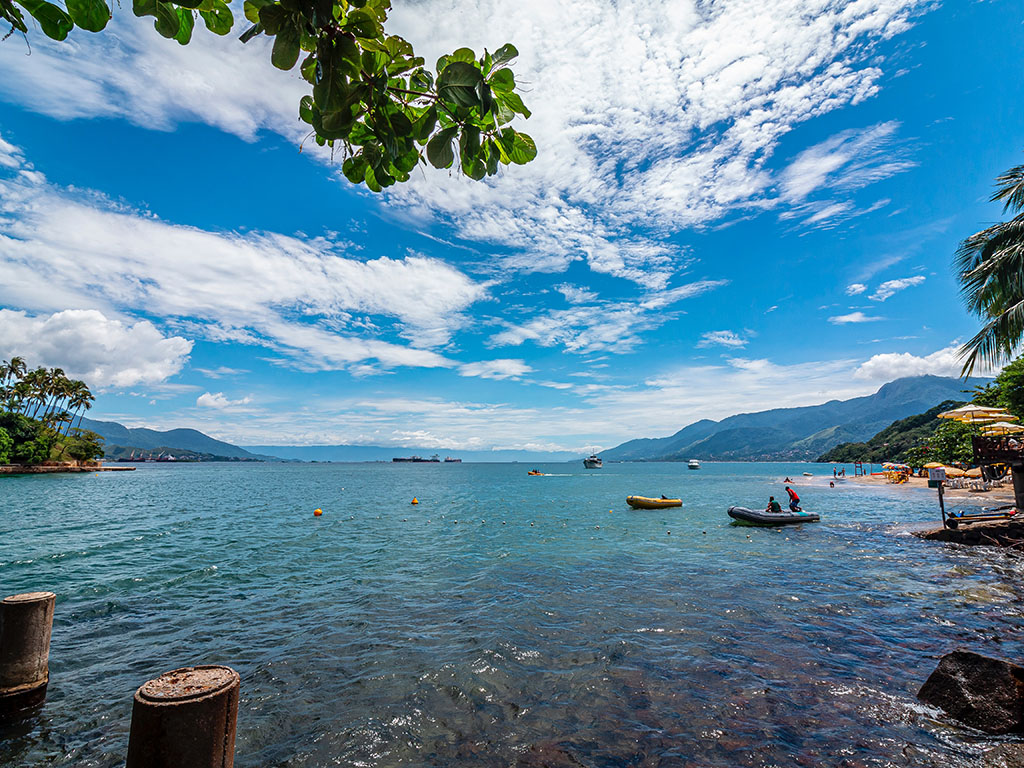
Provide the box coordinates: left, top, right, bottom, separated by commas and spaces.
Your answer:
126, 665, 239, 768
0, 591, 55, 719
1012, 463, 1024, 512
938, 482, 947, 528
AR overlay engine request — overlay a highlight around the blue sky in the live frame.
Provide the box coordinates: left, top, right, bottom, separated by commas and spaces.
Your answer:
0, 0, 1020, 453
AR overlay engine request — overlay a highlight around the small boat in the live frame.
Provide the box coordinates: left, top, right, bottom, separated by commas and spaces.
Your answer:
583, 454, 603, 468
527, 470, 544, 476
802, 472, 813, 476
627, 496, 682, 510
727, 506, 819, 527
688, 459, 701, 470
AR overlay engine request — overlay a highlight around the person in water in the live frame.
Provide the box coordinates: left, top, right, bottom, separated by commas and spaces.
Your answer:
785, 485, 801, 512
766, 496, 783, 513
783, 476, 794, 483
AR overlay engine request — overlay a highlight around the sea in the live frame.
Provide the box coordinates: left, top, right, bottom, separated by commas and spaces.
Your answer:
1, 461, 1021, 767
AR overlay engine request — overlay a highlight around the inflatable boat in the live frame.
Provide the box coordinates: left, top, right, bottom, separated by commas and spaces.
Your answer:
627, 496, 682, 510
727, 506, 819, 526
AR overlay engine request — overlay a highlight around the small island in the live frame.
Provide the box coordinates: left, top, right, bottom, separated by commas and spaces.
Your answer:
0, 356, 115, 474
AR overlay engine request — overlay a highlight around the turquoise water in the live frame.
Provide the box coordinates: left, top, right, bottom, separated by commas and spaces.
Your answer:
1, 461, 1021, 766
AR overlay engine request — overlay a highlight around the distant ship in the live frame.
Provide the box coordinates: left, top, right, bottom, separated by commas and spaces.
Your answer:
688, 459, 701, 470
392, 454, 442, 463
583, 454, 603, 469
444, 457, 462, 463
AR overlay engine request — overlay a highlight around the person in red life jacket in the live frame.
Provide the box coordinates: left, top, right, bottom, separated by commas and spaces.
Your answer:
785, 486, 801, 512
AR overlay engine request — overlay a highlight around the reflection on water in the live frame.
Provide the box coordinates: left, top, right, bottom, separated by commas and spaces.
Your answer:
1, 461, 1022, 766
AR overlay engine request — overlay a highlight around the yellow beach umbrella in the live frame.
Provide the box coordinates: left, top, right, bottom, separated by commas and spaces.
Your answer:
983, 421, 1024, 436
938, 405, 1007, 423
943, 466, 966, 478
923, 461, 945, 469
965, 467, 983, 478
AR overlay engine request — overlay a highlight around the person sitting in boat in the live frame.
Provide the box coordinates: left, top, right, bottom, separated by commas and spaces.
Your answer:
785, 486, 801, 512
765, 496, 782, 513
783, 477, 794, 483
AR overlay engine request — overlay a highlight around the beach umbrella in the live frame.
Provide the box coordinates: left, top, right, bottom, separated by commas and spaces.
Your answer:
982, 421, 1024, 436
965, 467, 983, 478
923, 461, 944, 468
937, 405, 1007, 423
943, 466, 966, 477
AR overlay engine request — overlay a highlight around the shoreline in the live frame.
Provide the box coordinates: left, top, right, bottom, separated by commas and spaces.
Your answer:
0, 463, 136, 475
845, 471, 1015, 506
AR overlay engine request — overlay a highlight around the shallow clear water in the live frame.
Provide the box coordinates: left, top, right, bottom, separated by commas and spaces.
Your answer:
1, 461, 1022, 767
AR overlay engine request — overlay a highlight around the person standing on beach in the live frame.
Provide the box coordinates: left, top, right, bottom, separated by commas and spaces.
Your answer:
785, 486, 801, 512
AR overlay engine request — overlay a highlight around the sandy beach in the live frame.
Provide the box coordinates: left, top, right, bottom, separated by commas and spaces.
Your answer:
846, 472, 1015, 506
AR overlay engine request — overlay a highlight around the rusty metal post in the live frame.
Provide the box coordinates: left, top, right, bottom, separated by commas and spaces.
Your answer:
126, 665, 239, 768
0, 591, 55, 719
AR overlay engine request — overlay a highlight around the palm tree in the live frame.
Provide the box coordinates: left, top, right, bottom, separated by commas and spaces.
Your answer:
66, 381, 95, 435
956, 163, 1024, 375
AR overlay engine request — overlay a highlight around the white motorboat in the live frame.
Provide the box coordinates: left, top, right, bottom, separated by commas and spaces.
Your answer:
688, 459, 701, 470
583, 454, 603, 468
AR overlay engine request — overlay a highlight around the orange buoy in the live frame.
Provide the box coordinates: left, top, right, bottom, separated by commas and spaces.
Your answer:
313, 508, 323, 517
411, 498, 419, 505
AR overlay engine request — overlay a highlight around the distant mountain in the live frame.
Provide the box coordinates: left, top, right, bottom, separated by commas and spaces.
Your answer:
242, 444, 579, 463
600, 375, 989, 462
80, 417, 274, 461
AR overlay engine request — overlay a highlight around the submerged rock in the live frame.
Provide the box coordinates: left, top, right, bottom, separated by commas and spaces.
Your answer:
918, 650, 1024, 734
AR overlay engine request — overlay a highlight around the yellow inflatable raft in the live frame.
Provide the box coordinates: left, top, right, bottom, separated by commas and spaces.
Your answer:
627, 496, 682, 510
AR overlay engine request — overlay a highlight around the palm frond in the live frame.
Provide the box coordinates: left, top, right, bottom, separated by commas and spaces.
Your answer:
993, 164, 1024, 214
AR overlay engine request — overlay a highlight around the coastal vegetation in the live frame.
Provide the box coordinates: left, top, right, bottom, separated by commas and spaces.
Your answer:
0, 0, 536, 192
819, 358, 1024, 466
957, 163, 1024, 374
0, 356, 104, 465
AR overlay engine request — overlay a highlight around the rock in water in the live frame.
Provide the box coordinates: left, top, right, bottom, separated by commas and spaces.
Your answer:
918, 650, 1024, 734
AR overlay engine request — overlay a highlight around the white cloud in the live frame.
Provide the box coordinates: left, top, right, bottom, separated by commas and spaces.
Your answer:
196, 392, 254, 409
458, 359, 533, 380
0, 2, 932, 286
696, 330, 747, 349
869, 275, 925, 301
491, 280, 727, 354
778, 122, 915, 227
845, 283, 867, 296
555, 284, 599, 304
0, 309, 192, 388
854, 343, 996, 381
829, 311, 884, 324
0, 142, 483, 372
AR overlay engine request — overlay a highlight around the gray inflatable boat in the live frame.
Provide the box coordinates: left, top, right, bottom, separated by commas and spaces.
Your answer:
727, 506, 820, 527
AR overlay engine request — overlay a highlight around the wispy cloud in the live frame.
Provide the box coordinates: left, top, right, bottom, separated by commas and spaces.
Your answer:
458, 359, 533, 380
845, 283, 868, 296
696, 330, 747, 349
196, 392, 254, 409
829, 311, 884, 324
869, 275, 925, 301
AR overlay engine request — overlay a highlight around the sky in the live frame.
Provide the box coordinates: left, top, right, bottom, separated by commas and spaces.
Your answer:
0, 0, 1020, 454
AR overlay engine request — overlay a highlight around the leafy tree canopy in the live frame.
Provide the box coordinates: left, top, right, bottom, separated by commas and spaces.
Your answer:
1, 0, 536, 192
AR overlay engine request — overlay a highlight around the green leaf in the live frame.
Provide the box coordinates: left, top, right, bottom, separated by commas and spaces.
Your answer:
271, 22, 301, 70
491, 43, 518, 68
449, 47, 475, 63
153, 0, 181, 38
199, 0, 231, 34
257, 2, 285, 33
65, 0, 109, 31
459, 125, 480, 160
238, 21, 261, 41
343, 7, 379, 38
488, 67, 514, 92
242, 0, 269, 23
132, 0, 156, 16
16, 0, 73, 39
426, 126, 457, 169
342, 155, 367, 184
393, 148, 419, 174
497, 90, 531, 119
509, 131, 536, 165
437, 61, 482, 110
387, 110, 413, 137
298, 95, 315, 124
411, 105, 436, 142
174, 0, 202, 9
173, 6, 194, 43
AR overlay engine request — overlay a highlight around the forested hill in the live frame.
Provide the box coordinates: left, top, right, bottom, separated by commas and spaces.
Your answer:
600, 376, 986, 462
815, 400, 964, 463
79, 417, 273, 461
